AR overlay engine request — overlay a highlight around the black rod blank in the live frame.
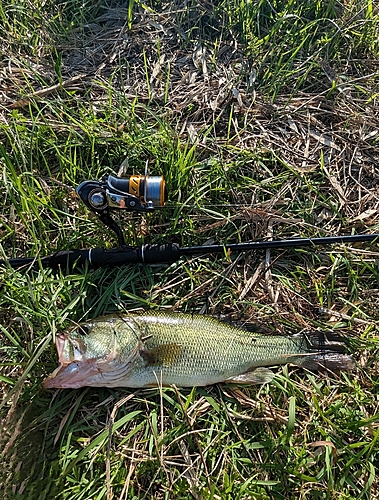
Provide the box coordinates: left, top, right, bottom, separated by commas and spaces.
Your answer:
180, 233, 379, 255
1, 233, 378, 270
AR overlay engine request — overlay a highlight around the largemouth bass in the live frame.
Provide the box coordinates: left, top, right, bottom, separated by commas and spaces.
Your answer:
43, 312, 353, 389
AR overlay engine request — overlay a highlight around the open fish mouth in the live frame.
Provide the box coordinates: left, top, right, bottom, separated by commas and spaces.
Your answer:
43, 333, 104, 388
43, 329, 140, 389
42, 350, 127, 389
43, 359, 96, 389
44, 333, 102, 388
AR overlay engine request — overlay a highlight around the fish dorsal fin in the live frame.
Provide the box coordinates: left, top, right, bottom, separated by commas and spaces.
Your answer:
140, 343, 182, 367
226, 367, 275, 385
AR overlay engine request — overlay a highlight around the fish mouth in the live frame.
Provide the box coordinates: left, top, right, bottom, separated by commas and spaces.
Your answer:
43, 332, 105, 389
43, 332, 138, 389
42, 359, 105, 389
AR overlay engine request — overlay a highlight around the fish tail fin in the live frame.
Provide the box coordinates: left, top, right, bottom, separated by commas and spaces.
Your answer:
293, 331, 354, 372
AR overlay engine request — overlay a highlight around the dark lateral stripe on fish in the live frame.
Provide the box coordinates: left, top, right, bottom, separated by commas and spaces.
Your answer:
140, 343, 183, 367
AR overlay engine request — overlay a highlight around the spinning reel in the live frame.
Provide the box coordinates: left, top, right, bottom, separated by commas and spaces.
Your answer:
76, 171, 167, 246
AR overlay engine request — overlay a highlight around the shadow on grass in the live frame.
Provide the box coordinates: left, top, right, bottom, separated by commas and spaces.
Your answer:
1, 393, 63, 499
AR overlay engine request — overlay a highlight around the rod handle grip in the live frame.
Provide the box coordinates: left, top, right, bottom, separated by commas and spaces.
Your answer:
44, 243, 181, 269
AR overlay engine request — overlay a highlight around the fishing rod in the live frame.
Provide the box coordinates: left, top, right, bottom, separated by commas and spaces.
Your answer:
1, 172, 378, 270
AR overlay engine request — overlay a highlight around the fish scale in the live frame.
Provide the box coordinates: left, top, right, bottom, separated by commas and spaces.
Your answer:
130, 314, 285, 384
43, 312, 354, 389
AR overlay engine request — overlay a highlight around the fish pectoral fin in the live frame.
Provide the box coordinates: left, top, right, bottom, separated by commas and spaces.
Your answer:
140, 343, 182, 367
226, 367, 275, 385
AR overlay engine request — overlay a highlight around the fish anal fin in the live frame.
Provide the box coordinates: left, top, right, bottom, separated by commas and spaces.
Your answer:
141, 343, 182, 367
226, 367, 275, 385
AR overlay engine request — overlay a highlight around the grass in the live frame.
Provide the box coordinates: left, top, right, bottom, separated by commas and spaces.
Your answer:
1, 0, 379, 498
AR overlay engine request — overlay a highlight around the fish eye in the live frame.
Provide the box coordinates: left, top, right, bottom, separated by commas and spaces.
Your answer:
78, 324, 91, 336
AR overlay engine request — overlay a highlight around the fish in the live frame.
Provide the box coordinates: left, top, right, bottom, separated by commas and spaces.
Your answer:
43, 312, 354, 389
